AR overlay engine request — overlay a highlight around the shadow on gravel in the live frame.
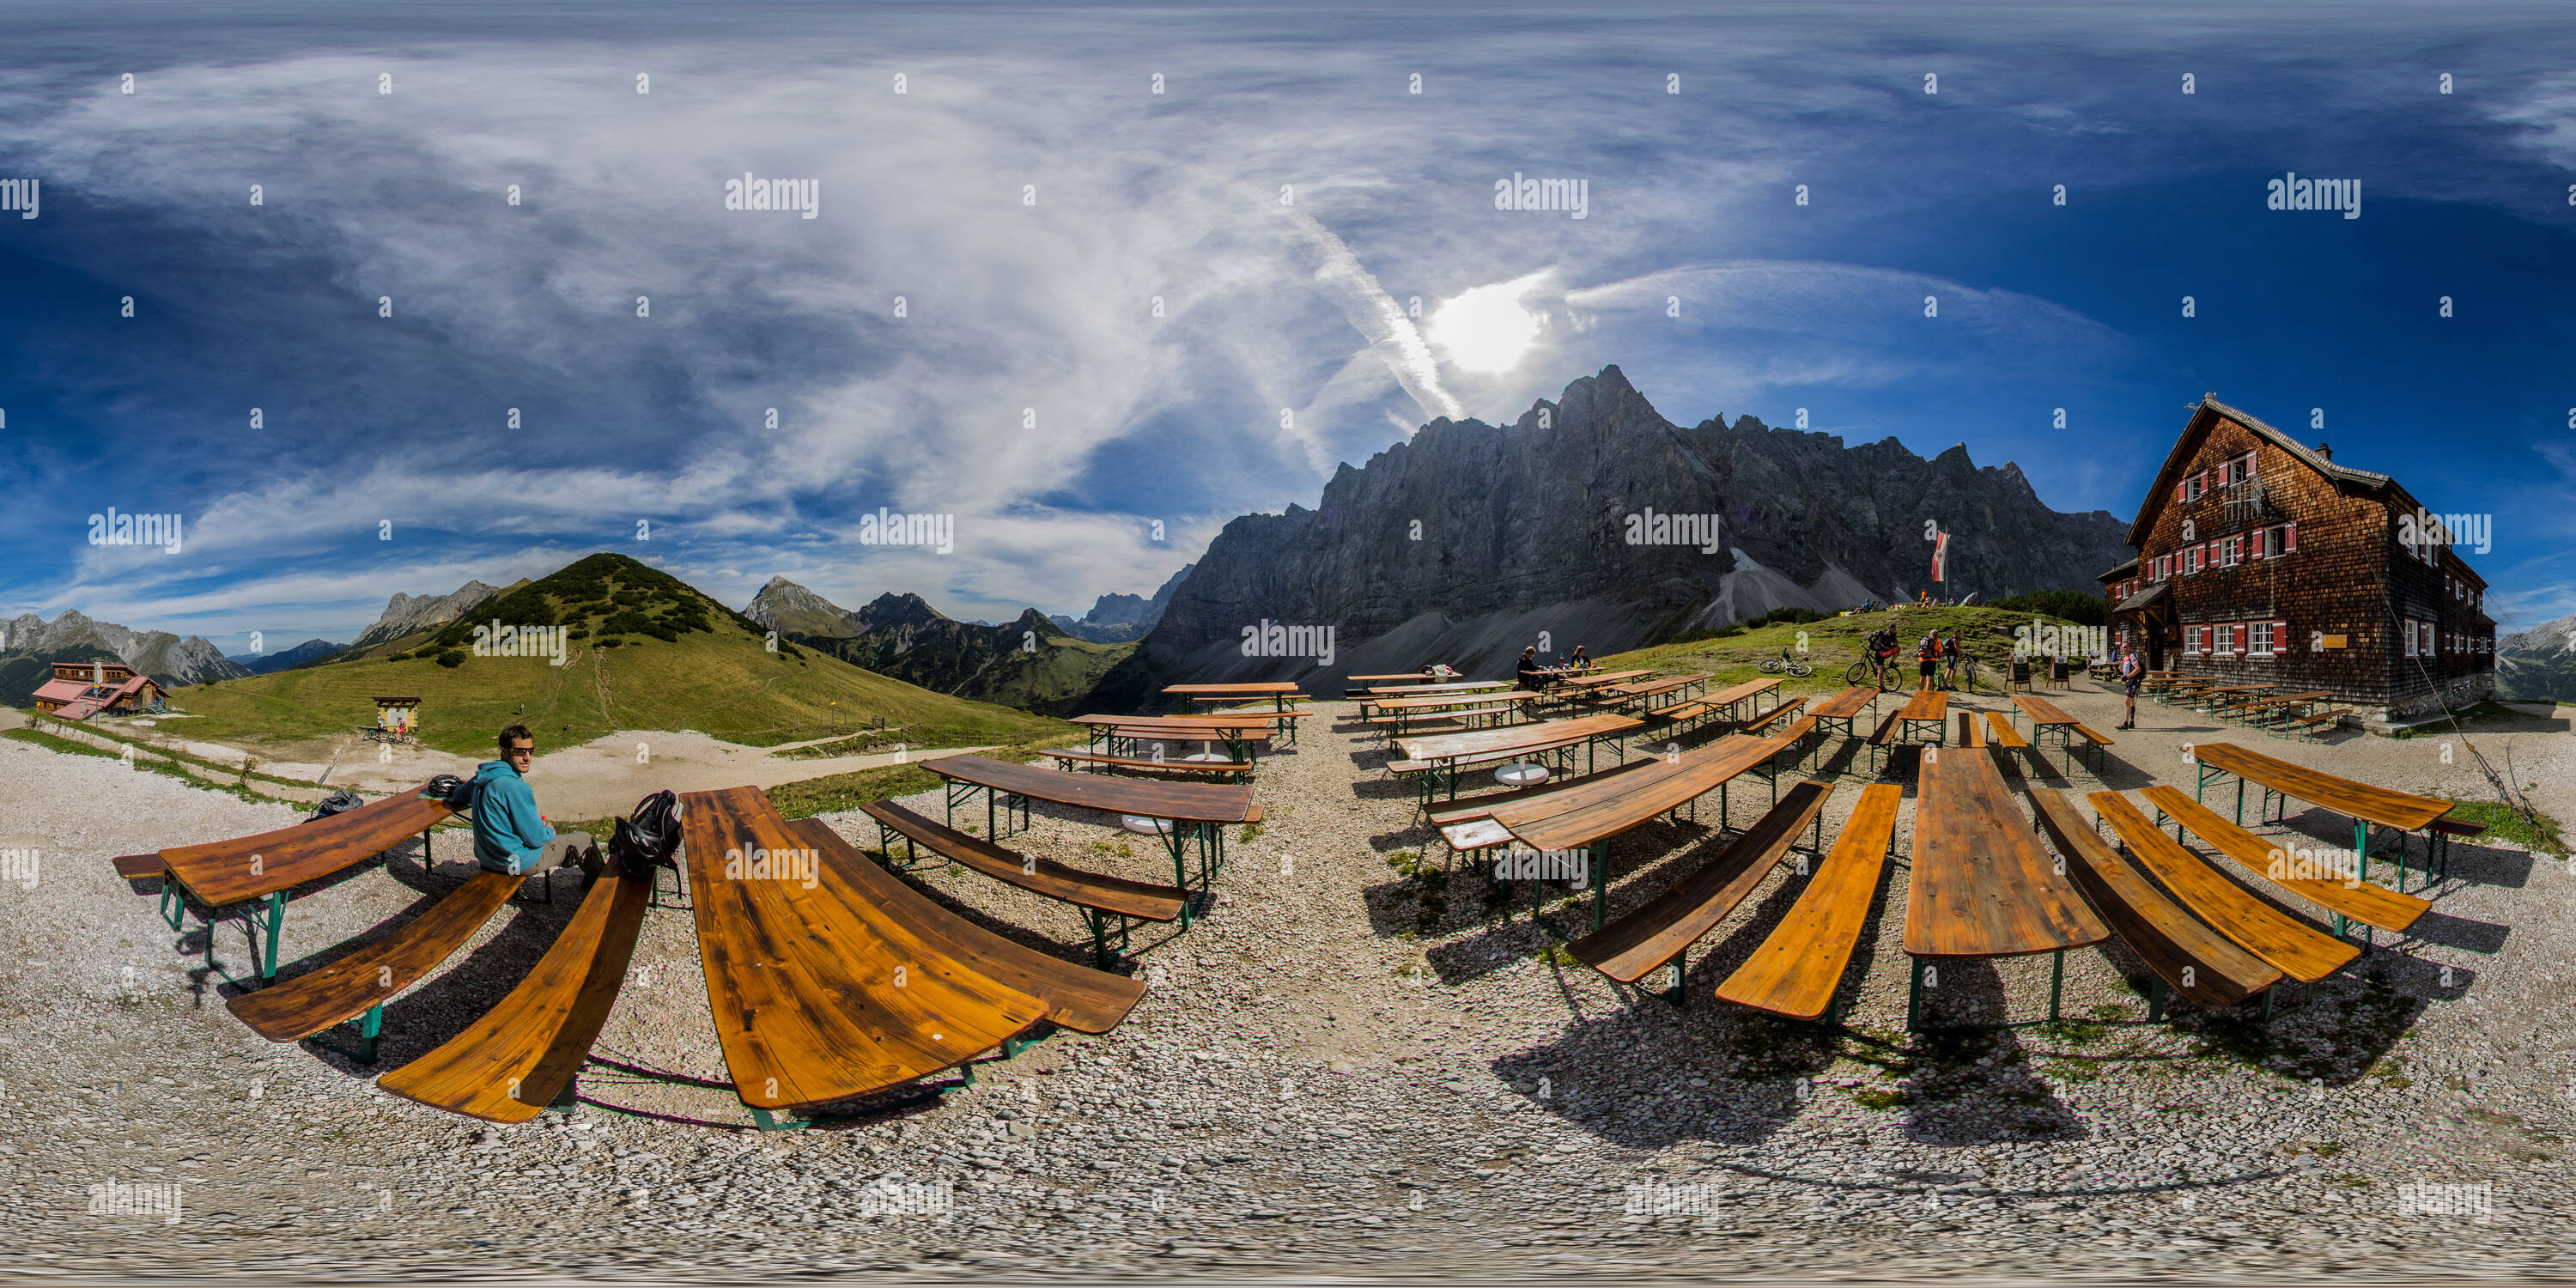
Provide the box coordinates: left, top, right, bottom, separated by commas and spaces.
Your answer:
2406, 908, 2509, 955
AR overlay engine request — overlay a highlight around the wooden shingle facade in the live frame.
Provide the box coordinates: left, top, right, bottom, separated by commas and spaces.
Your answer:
2099, 397, 2494, 724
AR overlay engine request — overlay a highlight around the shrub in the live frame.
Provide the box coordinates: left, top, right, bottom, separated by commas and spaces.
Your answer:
434, 649, 467, 668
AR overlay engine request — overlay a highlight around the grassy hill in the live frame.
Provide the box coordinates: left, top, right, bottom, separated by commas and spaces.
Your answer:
1592, 604, 2102, 701
165, 553, 1072, 755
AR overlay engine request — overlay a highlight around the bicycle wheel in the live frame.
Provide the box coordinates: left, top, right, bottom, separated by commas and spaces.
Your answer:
1790, 661, 1814, 677
1842, 660, 1872, 686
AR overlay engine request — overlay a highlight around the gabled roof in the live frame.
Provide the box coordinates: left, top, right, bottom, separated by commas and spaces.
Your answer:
2129, 396, 2395, 547
32, 678, 91, 701
2113, 581, 2171, 615
2096, 555, 2139, 582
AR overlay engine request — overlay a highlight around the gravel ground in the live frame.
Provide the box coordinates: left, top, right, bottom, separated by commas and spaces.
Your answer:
3, 680, 2573, 1281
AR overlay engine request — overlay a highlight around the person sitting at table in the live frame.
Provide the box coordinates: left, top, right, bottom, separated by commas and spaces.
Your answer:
459, 724, 604, 884
1516, 646, 1551, 692
1567, 645, 1593, 672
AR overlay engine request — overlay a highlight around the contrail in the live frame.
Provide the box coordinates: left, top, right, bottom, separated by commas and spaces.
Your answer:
1279, 209, 1464, 424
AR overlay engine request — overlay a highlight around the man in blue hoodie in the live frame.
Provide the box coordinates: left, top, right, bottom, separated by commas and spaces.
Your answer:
465, 725, 602, 882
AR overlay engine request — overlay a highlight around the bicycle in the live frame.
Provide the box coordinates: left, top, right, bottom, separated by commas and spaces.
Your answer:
1842, 649, 1899, 690
1759, 648, 1814, 678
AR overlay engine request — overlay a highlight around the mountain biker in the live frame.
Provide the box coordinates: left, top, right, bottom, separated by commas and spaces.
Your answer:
1916, 632, 1939, 690
2117, 643, 2145, 729
1865, 626, 1899, 689
1941, 631, 1964, 690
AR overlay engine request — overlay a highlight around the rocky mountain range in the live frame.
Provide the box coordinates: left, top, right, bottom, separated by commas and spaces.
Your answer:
352, 580, 506, 648
1095, 365, 2133, 700
225, 637, 352, 675
0, 610, 249, 687
746, 582, 1135, 715
1049, 565, 1194, 643
2498, 613, 2576, 704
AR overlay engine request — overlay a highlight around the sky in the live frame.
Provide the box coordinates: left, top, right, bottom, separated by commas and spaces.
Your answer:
3, 0, 2573, 654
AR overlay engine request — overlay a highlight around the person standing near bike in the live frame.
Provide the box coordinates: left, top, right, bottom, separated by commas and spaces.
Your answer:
1941, 630, 1964, 690
1915, 631, 1939, 690
1863, 625, 1899, 690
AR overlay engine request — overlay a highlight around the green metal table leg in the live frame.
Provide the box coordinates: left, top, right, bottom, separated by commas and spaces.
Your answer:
2050, 949, 2064, 1022
1591, 840, 1607, 933
1906, 957, 1924, 1032
2148, 975, 2166, 1022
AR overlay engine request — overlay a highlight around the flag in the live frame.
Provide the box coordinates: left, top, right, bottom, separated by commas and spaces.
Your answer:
1931, 528, 1951, 583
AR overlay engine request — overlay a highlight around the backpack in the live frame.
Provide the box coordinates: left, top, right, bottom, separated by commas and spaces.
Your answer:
610, 789, 685, 878
305, 789, 365, 823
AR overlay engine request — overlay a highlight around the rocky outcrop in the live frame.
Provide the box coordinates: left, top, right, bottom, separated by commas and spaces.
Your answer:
1049, 564, 1195, 643
744, 576, 860, 638
353, 580, 502, 647
784, 596, 1135, 717
1121, 365, 2130, 694
2499, 613, 2576, 703
0, 611, 250, 687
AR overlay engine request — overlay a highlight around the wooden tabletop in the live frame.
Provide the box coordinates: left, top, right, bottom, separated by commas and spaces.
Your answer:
2191, 742, 2454, 830
1809, 686, 1877, 721
1906, 750, 2110, 957
161, 785, 455, 908
1494, 730, 1800, 854
2010, 694, 2081, 726
925, 754, 1261, 823
2202, 683, 2270, 694
1703, 677, 1783, 709
1897, 689, 1948, 723
1599, 672, 1710, 700
1371, 690, 1540, 713
1364, 679, 1510, 696
1072, 714, 1296, 734
1553, 669, 1652, 690
1161, 682, 1301, 696
1394, 714, 1642, 764
678, 787, 1047, 1111
1348, 672, 1452, 683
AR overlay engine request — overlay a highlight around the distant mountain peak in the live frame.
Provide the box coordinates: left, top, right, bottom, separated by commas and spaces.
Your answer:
354, 579, 501, 648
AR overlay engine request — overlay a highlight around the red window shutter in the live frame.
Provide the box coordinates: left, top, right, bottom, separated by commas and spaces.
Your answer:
2275, 619, 2288, 653
2282, 523, 2297, 552
2175, 483, 2185, 505
2250, 531, 2265, 560
2233, 623, 2248, 653
2198, 471, 2210, 494
2245, 451, 2258, 477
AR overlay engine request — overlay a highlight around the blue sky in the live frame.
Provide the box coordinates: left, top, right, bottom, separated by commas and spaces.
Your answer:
3, 1, 2573, 653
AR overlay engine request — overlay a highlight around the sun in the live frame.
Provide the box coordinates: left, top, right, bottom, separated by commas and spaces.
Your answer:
1425, 274, 1548, 374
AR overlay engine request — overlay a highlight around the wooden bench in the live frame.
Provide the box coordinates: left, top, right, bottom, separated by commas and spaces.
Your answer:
2087, 791, 2360, 983
1980, 710, 2029, 749
112, 854, 167, 881
1954, 712, 1987, 749
1570, 781, 1836, 998
786, 820, 1144, 1036
2028, 788, 2279, 1017
374, 860, 652, 1122
1742, 696, 1807, 735
1040, 749, 1252, 781
1863, 709, 1905, 773
671, 787, 1047, 1124
1714, 783, 1902, 1022
228, 868, 526, 1062
860, 799, 1184, 963
2139, 786, 2431, 935
2283, 708, 2350, 738
2073, 723, 2115, 747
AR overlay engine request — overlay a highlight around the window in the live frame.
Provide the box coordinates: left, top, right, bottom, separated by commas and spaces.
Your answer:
2222, 535, 2243, 567
2403, 620, 2420, 658
2184, 626, 2202, 656
2251, 621, 2275, 656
